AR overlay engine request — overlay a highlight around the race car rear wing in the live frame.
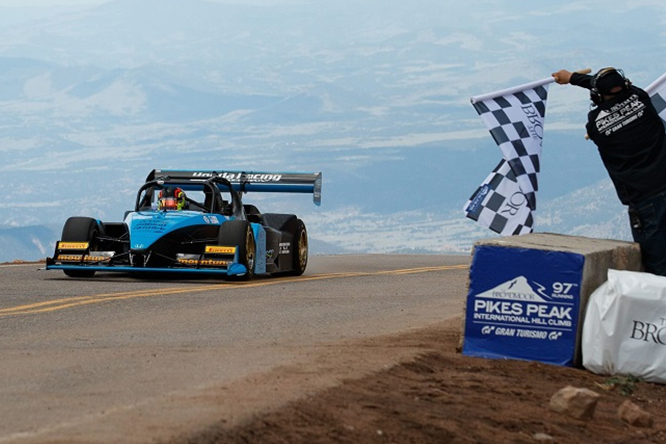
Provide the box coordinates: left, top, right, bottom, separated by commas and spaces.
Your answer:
145, 169, 322, 205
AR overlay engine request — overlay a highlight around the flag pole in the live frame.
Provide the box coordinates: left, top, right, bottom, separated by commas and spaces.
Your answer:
471, 69, 592, 104
646, 71, 666, 95
470, 78, 553, 104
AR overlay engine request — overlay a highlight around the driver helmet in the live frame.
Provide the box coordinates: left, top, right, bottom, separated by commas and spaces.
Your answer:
158, 187, 186, 210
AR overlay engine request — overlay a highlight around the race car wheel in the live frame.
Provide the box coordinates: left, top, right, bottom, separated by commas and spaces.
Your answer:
61, 217, 99, 278
218, 220, 255, 280
288, 218, 308, 276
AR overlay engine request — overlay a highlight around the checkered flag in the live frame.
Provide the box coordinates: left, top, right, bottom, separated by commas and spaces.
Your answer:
646, 71, 666, 125
465, 159, 533, 235
465, 77, 552, 236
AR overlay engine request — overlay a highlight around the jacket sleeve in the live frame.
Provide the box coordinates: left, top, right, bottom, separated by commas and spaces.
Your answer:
570, 72, 593, 90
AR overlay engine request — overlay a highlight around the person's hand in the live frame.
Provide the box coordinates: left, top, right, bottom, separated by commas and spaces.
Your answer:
551, 69, 572, 85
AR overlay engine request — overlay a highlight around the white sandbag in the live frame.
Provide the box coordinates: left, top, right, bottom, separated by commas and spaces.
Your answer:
582, 269, 666, 384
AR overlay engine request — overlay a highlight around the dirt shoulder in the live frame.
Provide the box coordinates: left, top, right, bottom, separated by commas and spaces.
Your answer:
173, 316, 666, 444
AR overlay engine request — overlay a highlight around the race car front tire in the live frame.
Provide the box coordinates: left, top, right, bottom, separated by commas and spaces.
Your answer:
218, 220, 255, 280
61, 217, 99, 278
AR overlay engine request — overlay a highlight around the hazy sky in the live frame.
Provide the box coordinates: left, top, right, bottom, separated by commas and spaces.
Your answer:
0, 0, 661, 246
0, 0, 292, 5
0, 0, 102, 5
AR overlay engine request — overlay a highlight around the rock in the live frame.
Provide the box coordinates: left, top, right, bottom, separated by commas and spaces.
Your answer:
533, 432, 555, 441
549, 386, 600, 419
617, 400, 653, 428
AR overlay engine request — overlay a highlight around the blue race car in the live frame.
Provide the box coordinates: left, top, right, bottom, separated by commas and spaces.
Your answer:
46, 169, 322, 279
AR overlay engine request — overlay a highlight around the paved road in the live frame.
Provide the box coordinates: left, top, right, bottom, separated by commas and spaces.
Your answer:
0, 254, 470, 443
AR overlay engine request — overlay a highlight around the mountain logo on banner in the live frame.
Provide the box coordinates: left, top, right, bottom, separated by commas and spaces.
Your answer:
476, 276, 549, 302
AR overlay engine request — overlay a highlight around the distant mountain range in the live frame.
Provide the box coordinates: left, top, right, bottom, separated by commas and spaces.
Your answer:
0, 225, 59, 263
1, 0, 657, 261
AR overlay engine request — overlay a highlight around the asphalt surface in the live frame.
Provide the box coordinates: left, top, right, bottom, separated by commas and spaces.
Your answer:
0, 254, 470, 443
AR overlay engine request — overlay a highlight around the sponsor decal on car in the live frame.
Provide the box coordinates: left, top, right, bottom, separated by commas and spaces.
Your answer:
58, 242, 89, 250
203, 215, 221, 224
205, 246, 236, 254
279, 242, 290, 254
56, 254, 84, 262
176, 253, 230, 268
57, 252, 114, 263
133, 220, 168, 231
192, 172, 282, 182
177, 258, 230, 267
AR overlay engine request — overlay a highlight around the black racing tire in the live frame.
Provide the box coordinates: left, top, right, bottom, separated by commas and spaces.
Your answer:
218, 220, 255, 280
61, 217, 99, 278
287, 219, 308, 276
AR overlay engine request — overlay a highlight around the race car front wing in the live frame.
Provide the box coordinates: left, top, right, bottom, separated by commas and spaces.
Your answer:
46, 241, 253, 276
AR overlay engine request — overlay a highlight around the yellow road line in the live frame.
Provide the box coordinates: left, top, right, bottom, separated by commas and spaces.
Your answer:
2, 264, 469, 317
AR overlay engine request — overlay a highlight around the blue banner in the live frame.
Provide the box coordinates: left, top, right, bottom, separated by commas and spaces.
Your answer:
462, 245, 584, 366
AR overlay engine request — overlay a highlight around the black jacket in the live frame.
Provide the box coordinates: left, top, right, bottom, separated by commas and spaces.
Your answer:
571, 72, 666, 205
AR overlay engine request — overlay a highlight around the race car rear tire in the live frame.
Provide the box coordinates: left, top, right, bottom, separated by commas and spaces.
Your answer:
61, 217, 99, 278
287, 218, 308, 276
218, 220, 255, 280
